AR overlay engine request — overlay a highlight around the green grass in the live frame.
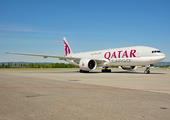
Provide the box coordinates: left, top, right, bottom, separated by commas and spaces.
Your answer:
0, 68, 79, 71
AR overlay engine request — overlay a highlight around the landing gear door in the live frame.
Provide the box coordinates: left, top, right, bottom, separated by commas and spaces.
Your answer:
136, 50, 141, 58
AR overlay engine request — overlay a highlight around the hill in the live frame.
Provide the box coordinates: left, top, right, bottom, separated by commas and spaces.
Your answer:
154, 62, 170, 66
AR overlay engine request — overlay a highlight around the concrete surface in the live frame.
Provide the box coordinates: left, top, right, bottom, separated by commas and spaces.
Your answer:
0, 68, 170, 120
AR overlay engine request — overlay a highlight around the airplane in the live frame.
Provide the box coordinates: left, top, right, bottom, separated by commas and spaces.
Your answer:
6, 37, 166, 74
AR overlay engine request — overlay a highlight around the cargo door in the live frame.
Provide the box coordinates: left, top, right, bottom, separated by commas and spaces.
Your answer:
136, 50, 141, 58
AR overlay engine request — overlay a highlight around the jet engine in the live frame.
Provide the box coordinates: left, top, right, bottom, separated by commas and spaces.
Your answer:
121, 66, 137, 70
79, 59, 97, 71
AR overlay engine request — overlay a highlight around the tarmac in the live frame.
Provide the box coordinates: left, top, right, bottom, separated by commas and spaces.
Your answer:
0, 68, 170, 120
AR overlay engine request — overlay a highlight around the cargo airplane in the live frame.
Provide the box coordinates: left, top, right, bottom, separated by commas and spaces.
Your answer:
6, 37, 165, 74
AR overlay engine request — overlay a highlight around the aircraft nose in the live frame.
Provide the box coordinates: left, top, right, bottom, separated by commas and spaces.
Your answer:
160, 53, 166, 60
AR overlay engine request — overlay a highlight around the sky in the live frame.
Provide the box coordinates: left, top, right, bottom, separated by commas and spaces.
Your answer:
0, 0, 170, 63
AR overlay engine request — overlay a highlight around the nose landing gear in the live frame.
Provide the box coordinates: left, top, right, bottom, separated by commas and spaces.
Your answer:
144, 65, 150, 74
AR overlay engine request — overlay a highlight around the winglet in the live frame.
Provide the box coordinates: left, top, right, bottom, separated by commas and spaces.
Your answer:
63, 37, 73, 56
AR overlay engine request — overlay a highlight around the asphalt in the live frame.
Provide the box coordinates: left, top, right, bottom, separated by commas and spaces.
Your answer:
0, 68, 170, 120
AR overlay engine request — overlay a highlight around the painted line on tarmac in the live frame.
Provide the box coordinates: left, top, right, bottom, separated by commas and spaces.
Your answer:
67, 80, 81, 81
0, 86, 170, 92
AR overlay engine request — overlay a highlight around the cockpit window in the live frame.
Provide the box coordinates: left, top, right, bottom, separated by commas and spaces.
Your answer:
152, 50, 161, 53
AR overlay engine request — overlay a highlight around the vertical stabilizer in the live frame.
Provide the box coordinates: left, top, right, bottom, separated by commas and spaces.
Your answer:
63, 37, 73, 56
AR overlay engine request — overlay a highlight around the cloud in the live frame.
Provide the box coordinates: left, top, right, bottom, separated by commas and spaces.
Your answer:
0, 25, 69, 34
0, 24, 110, 35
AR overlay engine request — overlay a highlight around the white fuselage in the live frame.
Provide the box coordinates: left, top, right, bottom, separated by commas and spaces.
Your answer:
66, 46, 165, 67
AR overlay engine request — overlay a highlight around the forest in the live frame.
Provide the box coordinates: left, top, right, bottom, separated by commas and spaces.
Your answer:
0, 62, 79, 68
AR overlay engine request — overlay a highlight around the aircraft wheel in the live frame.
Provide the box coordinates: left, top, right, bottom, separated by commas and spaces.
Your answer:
144, 70, 150, 74
102, 69, 111, 73
147, 70, 150, 74
80, 69, 89, 73
80, 69, 82, 73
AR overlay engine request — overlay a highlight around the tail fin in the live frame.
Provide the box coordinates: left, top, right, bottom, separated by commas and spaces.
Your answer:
63, 37, 73, 56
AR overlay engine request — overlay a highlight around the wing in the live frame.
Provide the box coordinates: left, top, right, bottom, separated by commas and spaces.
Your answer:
6, 52, 81, 60
6, 52, 107, 65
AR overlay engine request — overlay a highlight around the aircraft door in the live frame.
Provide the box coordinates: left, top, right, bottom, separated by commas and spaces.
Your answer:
136, 50, 141, 58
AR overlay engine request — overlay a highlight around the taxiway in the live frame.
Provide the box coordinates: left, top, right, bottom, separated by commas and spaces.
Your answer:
0, 68, 170, 120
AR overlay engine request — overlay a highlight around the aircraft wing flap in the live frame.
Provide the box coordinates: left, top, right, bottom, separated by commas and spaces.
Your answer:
6, 52, 81, 60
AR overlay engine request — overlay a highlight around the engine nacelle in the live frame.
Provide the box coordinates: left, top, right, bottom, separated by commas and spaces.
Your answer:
79, 59, 97, 71
121, 66, 137, 70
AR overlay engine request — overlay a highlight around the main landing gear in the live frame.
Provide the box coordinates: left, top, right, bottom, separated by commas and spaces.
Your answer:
80, 69, 89, 73
101, 67, 111, 73
144, 65, 150, 74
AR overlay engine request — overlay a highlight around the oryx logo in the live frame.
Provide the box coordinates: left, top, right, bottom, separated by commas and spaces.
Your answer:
82, 62, 84, 66
63, 40, 71, 56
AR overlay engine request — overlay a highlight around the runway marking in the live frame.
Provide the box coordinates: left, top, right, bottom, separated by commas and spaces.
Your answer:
0, 86, 170, 92
67, 80, 81, 81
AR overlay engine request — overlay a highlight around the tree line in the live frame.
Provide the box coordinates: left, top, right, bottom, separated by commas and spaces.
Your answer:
0, 63, 79, 68
0, 63, 169, 68
154, 65, 170, 68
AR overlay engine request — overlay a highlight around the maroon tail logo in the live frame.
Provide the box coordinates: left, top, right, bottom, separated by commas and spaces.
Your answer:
63, 40, 71, 56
